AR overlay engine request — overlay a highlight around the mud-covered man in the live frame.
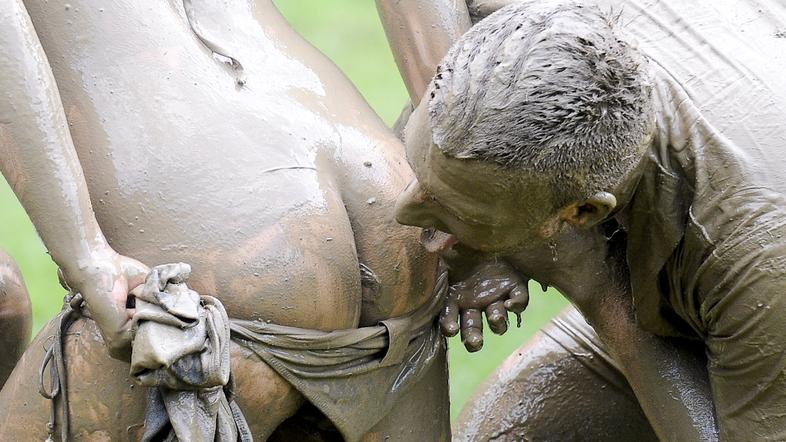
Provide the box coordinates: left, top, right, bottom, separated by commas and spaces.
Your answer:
0, 0, 477, 440
395, 0, 786, 440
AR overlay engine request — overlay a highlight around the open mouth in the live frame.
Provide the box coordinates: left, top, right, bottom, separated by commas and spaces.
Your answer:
420, 228, 459, 253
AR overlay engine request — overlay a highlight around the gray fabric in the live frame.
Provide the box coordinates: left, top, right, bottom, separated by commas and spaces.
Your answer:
129, 263, 251, 442
129, 262, 448, 442
583, 0, 786, 338
229, 265, 449, 442
584, 0, 786, 438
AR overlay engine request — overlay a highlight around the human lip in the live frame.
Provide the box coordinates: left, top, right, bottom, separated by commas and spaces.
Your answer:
420, 228, 459, 253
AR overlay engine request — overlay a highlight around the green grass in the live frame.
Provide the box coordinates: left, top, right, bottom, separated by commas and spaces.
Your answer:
0, 178, 63, 331
0, 0, 567, 420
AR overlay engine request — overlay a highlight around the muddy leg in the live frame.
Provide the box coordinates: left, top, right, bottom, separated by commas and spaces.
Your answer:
231, 341, 306, 439
0, 316, 305, 440
361, 341, 451, 442
0, 317, 147, 440
454, 306, 659, 442
0, 249, 32, 389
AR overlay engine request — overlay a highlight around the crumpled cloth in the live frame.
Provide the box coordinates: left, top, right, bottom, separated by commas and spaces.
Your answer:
229, 264, 448, 442
129, 263, 251, 442
129, 262, 448, 442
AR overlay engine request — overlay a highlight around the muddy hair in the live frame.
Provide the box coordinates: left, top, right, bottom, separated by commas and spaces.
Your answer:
428, 1, 653, 206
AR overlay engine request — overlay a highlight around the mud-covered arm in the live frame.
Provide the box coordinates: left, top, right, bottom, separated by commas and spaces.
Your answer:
375, 0, 473, 103
547, 232, 719, 441
465, 0, 525, 23
0, 0, 103, 279
588, 290, 719, 441
0, 0, 147, 357
502, 225, 717, 441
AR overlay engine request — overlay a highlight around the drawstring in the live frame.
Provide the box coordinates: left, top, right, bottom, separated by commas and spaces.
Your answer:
38, 293, 83, 442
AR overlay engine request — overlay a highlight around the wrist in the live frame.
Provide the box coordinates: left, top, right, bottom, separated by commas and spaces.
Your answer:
62, 243, 118, 290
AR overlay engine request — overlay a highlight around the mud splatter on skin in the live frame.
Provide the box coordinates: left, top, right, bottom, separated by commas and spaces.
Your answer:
0, 251, 31, 389
1, 0, 474, 438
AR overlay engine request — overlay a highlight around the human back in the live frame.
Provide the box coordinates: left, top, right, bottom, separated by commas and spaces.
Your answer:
472, 0, 786, 188
608, 2, 786, 437
21, 0, 439, 327
0, 0, 447, 439
593, 0, 786, 188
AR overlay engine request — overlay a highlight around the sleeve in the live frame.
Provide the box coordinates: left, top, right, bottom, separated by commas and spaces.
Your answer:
701, 235, 786, 441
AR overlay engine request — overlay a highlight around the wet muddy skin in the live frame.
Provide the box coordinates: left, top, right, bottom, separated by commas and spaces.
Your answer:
6, 0, 783, 440
0, 250, 31, 389
0, 0, 475, 439
394, 0, 786, 440
376, 0, 472, 103
455, 306, 661, 442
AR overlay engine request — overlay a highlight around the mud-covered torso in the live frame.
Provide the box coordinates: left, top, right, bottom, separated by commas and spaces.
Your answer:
23, 0, 437, 329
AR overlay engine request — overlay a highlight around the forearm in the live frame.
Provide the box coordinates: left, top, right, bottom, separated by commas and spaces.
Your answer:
0, 0, 109, 277
590, 293, 719, 441
0, 0, 141, 347
375, 0, 472, 103
466, 0, 518, 22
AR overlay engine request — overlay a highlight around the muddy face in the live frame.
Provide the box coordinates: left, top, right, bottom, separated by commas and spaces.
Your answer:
395, 100, 558, 254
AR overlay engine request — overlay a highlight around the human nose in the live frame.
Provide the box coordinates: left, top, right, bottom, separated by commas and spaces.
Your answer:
395, 178, 436, 227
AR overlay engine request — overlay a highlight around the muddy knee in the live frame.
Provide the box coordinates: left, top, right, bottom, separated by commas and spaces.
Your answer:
455, 307, 657, 442
0, 315, 147, 440
0, 250, 32, 388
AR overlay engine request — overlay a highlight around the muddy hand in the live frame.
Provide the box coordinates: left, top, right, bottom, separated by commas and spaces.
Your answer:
440, 260, 529, 352
65, 246, 149, 360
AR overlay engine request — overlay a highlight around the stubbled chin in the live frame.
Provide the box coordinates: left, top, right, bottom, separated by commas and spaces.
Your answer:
420, 228, 459, 253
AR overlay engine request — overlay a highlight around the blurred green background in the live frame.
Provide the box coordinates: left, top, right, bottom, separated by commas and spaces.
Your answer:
0, 0, 567, 420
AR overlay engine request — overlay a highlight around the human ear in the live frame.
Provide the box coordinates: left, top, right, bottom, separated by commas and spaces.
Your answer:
558, 192, 617, 229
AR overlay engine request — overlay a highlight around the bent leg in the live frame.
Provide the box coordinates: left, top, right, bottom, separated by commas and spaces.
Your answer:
0, 315, 142, 440
0, 315, 304, 440
0, 250, 32, 389
455, 306, 658, 442
362, 342, 451, 441
269, 339, 451, 442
